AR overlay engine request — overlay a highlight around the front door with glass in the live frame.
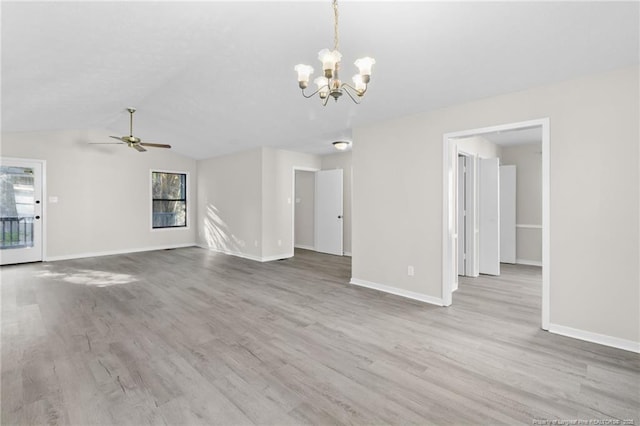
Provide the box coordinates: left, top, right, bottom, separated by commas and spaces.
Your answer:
0, 158, 43, 265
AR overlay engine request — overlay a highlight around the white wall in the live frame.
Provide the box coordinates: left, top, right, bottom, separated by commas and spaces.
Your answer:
261, 148, 320, 260
321, 151, 352, 255
197, 148, 263, 260
294, 170, 315, 249
197, 147, 320, 261
1, 128, 197, 260
352, 66, 639, 347
501, 143, 542, 265
457, 136, 502, 159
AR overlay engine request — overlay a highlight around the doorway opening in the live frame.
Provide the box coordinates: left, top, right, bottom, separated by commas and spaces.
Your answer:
292, 166, 345, 257
442, 118, 549, 330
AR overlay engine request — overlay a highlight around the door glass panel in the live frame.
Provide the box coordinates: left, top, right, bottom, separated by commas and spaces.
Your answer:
0, 166, 35, 250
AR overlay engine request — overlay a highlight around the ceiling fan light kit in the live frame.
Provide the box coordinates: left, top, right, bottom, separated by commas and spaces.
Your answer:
294, 0, 375, 106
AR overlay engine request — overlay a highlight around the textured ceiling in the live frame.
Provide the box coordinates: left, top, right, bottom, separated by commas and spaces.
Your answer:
2, 1, 638, 159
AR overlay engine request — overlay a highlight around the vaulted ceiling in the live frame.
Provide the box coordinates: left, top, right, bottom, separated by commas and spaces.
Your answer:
2, 1, 638, 159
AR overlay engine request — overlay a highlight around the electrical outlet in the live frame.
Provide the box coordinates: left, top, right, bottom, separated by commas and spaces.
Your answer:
408, 266, 414, 276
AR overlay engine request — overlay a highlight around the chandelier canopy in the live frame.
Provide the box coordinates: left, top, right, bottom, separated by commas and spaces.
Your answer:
294, 0, 375, 106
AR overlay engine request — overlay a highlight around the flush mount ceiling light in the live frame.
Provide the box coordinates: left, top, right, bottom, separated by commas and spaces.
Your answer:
294, 0, 375, 106
332, 141, 350, 150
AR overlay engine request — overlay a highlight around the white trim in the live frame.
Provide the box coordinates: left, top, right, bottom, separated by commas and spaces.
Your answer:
150, 169, 191, 232
291, 166, 320, 257
452, 281, 458, 292
442, 118, 550, 330
516, 258, 543, 267
548, 323, 640, 354
343, 251, 352, 257
198, 245, 263, 262
294, 244, 315, 251
516, 224, 543, 229
262, 253, 293, 262
45, 243, 196, 262
541, 118, 550, 331
42, 160, 47, 262
442, 130, 453, 306
197, 244, 292, 263
350, 278, 445, 306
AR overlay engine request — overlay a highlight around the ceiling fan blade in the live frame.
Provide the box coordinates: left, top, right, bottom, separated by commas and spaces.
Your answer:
110, 135, 125, 142
139, 143, 172, 149
132, 144, 147, 152
88, 142, 124, 145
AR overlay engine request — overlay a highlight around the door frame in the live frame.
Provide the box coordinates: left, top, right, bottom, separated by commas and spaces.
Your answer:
0, 157, 47, 263
442, 118, 550, 330
291, 166, 320, 256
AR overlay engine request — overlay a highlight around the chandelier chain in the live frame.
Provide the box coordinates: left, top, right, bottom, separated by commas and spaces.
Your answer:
333, 0, 339, 51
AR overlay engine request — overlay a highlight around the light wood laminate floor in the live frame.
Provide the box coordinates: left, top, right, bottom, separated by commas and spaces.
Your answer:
2, 248, 638, 425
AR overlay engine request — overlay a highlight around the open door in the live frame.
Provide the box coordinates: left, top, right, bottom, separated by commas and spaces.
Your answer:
457, 156, 465, 276
479, 158, 500, 275
315, 169, 343, 256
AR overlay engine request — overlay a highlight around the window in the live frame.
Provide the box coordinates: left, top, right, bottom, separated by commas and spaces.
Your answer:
152, 171, 187, 229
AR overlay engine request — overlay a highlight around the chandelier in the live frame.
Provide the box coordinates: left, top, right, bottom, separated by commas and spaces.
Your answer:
294, 0, 375, 106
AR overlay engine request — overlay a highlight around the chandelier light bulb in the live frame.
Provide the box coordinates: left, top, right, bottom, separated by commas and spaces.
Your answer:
294, 64, 314, 88
355, 57, 376, 82
352, 74, 366, 94
318, 49, 342, 75
314, 76, 330, 99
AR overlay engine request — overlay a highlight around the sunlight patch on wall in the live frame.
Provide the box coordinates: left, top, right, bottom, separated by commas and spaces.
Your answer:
203, 204, 244, 252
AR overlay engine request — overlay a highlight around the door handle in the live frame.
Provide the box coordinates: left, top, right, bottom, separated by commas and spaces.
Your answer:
338, 215, 343, 219
35, 215, 41, 220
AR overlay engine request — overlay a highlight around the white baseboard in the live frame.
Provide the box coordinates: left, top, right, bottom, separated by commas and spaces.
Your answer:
548, 323, 640, 353
452, 280, 459, 292
293, 246, 352, 258
516, 258, 542, 267
349, 278, 444, 306
45, 243, 196, 262
262, 253, 293, 262
197, 245, 292, 263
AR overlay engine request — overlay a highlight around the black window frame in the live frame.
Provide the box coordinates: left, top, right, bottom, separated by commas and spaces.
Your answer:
151, 171, 187, 229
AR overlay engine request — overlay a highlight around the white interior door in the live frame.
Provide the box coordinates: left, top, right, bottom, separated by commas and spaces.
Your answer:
466, 156, 479, 277
479, 158, 500, 275
0, 158, 43, 265
457, 156, 465, 276
315, 169, 343, 256
500, 165, 516, 264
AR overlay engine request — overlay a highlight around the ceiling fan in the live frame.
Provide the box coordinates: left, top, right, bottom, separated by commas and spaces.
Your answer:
91, 108, 171, 152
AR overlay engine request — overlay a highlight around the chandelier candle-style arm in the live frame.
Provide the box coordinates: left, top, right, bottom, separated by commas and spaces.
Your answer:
294, 0, 375, 106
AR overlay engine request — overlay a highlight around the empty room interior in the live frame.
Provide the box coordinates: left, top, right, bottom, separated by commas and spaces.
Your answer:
1, 1, 639, 425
